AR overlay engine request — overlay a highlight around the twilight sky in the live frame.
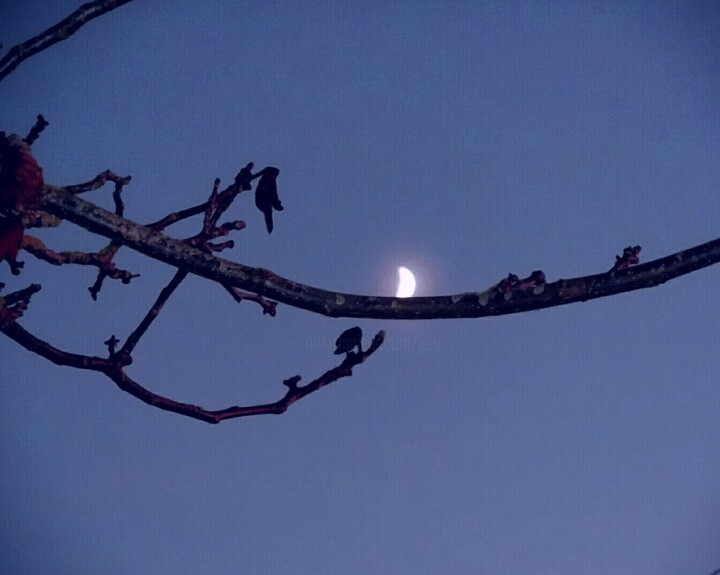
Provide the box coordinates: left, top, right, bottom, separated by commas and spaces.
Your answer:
1, 1, 719, 573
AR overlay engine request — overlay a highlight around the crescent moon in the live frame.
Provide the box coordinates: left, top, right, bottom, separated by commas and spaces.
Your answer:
396, 266, 416, 298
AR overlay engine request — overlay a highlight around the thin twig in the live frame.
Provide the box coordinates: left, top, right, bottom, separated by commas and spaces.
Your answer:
63, 170, 131, 196
147, 203, 208, 231
222, 283, 277, 316
119, 268, 188, 359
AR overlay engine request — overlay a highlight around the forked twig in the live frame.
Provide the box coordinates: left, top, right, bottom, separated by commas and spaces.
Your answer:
0, 307, 385, 424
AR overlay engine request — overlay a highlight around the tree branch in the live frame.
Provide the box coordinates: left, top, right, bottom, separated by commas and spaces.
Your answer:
0, 0, 136, 82
42, 185, 720, 320
0, 307, 385, 424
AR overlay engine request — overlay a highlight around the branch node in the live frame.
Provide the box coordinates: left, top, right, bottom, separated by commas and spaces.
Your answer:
283, 375, 301, 389
104, 334, 119, 355
234, 162, 254, 191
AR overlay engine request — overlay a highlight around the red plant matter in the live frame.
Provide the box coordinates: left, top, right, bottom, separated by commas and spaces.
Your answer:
512, 270, 546, 292
0, 133, 45, 212
497, 273, 520, 294
0, 217, 25, 274
611, 245, 642, 272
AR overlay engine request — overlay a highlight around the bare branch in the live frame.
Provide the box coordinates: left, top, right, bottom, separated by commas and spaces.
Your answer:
71, 169, 248, 294
42, 186, 720, 320
119, 268, 187, 360
0, 0, 136, 83
147, 203, 208, 231
222, 283, 278, 316
63, 169, 131, 206
0, 283, 42, 307
0, 283, 41, 323
51, 170, 263, 313
0, 309, 386, 424
21, 233, 138, 285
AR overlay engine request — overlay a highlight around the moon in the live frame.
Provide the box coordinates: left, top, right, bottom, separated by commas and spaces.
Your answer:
396, 266, 416, 298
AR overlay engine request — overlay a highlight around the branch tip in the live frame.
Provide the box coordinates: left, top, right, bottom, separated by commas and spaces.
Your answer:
24, 114, 49, 145
283, 375, 301, 389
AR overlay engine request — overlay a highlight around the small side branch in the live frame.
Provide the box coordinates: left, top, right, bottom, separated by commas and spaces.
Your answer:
222, 283, 277, 316
22, 234, 139, 289
119, 268, 188, 360
0, 283, 41, 323
63, 170, 131, 216
1, 308, 108, 369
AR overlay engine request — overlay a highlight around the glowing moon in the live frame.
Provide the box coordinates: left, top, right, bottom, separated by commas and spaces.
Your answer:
396, 266, 416, 298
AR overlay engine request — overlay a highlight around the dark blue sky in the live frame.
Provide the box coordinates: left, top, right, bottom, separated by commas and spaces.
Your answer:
1, 1, 719, 573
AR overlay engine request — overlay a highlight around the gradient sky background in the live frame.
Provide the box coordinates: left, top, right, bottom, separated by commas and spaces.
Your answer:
1, 1, 719, 573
